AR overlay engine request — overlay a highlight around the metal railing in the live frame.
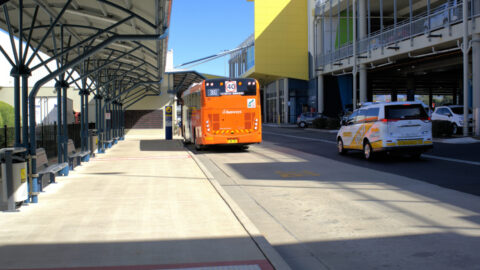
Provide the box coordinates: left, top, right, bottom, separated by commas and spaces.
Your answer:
317, 0, 480, 67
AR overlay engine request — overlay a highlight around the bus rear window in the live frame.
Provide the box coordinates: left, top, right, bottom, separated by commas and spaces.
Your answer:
385, 104, 428, 120
205, 80, 257, 97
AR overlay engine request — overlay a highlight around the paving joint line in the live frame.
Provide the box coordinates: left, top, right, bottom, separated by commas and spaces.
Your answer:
185, 146, 292, 270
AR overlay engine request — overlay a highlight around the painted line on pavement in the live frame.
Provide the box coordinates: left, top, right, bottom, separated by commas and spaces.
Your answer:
17, 260, 273, 270
262, 131, 336, 145
423, 154, 480, 166
263, 131, 480, 166
94, 155, 191, 161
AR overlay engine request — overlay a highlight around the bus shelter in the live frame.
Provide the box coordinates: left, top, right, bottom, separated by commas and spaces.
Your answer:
0, 0, 171, 204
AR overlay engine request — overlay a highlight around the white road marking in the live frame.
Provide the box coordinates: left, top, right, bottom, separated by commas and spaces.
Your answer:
422, 155, 480, 166
263, 131, 480, 166
262, 131, 336, 144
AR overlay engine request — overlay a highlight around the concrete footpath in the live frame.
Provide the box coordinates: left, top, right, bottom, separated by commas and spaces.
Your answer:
0, 133, 283, 270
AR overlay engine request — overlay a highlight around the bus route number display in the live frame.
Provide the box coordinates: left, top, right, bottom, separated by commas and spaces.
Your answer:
207, 88, 220, 96
225, 81, 237, 93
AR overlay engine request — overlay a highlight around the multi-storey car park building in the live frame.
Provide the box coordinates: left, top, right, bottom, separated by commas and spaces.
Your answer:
231, 0, 480, 136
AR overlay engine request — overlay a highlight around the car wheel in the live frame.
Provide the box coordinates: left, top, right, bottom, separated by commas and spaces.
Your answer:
337, 139, 347, 155
363, 141, 374, 161
299, 122, 306, 128
452, 123, 458, 135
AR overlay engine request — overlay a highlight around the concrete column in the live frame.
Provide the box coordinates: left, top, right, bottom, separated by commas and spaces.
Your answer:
316, 16, 325, 114
391, 82, 398, 102
359, 65, 367, 103
263, 86, 267, 123
359, 0, 368, 104
308, 0, 315, 78
473, 33, 480, 136
317, 74, 324, 113
276, 80, 280, 124
407, 76, 415, 101
284, 79, 289, 124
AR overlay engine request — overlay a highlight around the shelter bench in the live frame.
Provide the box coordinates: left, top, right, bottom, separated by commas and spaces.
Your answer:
67, 139, 90, 169
36, 148, 69, 187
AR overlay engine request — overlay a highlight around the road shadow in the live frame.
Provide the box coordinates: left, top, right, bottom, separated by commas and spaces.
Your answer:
0, 237, 273, 270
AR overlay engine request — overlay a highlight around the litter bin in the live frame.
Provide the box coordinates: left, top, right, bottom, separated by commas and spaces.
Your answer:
89, 129, 98, 156
1, 152, 28, 204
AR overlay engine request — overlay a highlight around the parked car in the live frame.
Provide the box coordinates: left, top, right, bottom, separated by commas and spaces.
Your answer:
431, 105, 473, 134
297, 112, 324, 128
337, 101, 433, 160
424, 0, 459, 32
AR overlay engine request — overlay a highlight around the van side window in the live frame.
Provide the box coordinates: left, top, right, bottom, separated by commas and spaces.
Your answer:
347, 110, 358, 125
355, 109, 367, 123
365, 108, 380, 122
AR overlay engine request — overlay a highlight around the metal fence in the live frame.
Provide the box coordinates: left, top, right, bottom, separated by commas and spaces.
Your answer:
0, 123, 89, 159
318, 0, 480, 67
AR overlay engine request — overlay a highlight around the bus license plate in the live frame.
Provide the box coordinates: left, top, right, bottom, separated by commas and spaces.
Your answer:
227, 139, 238, 144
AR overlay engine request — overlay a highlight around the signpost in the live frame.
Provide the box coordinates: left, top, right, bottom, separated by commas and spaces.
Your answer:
165, 106, 172, 140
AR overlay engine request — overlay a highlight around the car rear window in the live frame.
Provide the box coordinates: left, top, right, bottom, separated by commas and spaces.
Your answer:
385, 104, 428, 120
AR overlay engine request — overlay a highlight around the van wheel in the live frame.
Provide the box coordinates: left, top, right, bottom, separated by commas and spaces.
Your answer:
337, 139, 347, 155
299, 122, 306, 128
363, 141, 374, 160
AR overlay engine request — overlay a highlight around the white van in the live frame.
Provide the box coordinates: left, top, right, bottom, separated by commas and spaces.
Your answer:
337, 102, 433, 160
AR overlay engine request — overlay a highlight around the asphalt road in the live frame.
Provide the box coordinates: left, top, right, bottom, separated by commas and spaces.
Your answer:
261, 126, 480, 196
188, 126, 480, 270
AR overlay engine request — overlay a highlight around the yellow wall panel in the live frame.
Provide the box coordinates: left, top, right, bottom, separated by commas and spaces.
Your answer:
253, 0, 308, 81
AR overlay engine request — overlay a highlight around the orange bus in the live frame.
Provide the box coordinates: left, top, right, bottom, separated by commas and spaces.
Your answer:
181, 78, 262, 150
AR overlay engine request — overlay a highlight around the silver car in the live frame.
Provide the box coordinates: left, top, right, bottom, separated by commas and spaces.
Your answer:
296, 112, 324, 128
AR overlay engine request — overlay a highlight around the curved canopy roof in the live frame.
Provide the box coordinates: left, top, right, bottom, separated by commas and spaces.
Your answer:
0, 0, 171, 103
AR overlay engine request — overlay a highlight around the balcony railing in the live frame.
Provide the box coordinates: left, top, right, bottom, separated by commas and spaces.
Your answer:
317, 0, 480, 68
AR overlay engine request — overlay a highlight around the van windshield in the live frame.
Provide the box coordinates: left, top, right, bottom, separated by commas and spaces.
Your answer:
385, 104, 428, 120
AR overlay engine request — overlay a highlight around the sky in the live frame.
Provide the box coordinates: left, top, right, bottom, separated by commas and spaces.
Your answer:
0, 29, 62, 87
0, 0, 253, 87
168, 0, 254, 76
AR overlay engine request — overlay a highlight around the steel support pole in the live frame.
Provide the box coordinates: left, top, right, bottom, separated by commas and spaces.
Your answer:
80, 90, 85, 152
56, 83, 63, 163
62, 86, 68, 163
120, 104, 124, 138
21, 74, 29, 148
13, 73, 21, 146
95, 95, 104, 153
463, 0, 470, 136
112, 102, 116, 139
115, 103, 119, 138
85, 90, 89, 151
